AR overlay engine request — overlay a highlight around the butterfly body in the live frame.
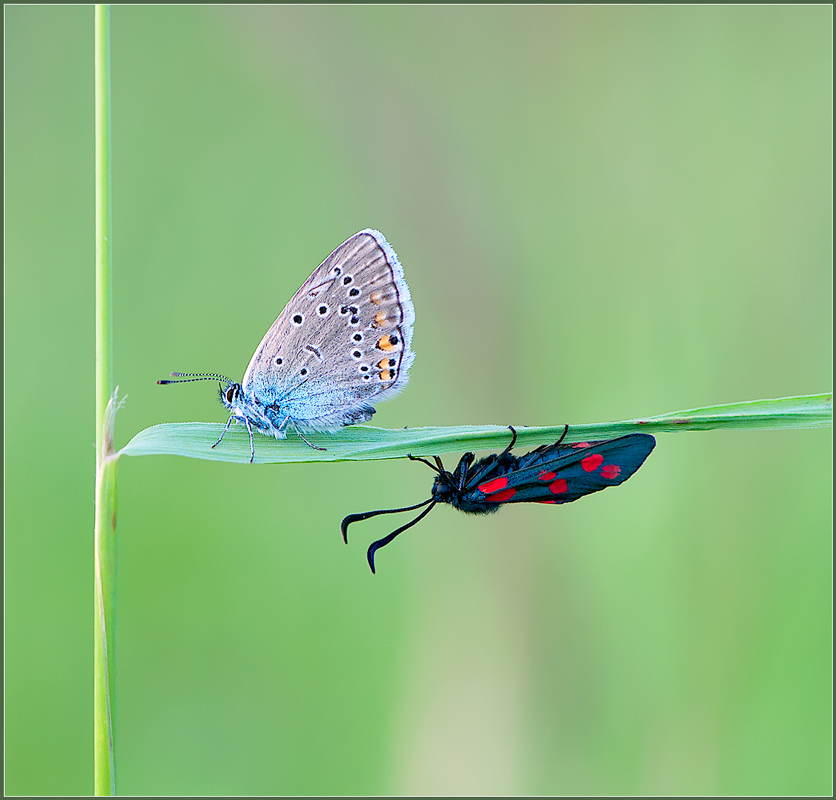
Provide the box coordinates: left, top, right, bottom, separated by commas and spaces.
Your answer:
161, 229, 415, 459
342, 427, 656, 572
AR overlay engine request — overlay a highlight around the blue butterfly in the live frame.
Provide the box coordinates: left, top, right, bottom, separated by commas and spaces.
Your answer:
160, 230, 415, 461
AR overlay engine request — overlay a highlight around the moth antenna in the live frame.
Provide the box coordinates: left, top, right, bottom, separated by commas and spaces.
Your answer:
157, 372, 234, 386
341, 498, 433, 544
367, 501, 438, 574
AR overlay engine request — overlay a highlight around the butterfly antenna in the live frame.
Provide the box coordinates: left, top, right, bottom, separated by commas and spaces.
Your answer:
341, 498, 433, 544
367, 501, 438, 574
158, 372, 234, 386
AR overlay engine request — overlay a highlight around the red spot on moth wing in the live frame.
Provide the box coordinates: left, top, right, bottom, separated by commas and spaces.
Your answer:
571, 442, 591, 449
538, 471, 557, 481
478, 476, 509, 494
539, 500, 558, 504
549, 479, 568, 494
600, 464, 621, 480
581, 454, 604, 472
485, 488, 516, 503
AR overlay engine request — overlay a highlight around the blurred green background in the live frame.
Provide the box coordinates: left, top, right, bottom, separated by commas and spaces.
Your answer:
5, 5, 831, 795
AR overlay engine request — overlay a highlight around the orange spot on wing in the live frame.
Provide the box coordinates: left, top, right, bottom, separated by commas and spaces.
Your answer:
377, 335, 398, 351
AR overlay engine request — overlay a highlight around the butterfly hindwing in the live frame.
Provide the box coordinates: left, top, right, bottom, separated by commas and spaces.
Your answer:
468, 434, 656, 506
241, 229, 415, 429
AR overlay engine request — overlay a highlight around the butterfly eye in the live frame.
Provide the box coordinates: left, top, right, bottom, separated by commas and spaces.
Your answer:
225, 386, 237, 404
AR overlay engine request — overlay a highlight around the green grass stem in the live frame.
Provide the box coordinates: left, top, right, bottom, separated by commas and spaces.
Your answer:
94, 5, 117, 795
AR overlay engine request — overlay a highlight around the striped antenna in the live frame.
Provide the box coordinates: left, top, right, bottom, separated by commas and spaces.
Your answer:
157, 372, 235, 386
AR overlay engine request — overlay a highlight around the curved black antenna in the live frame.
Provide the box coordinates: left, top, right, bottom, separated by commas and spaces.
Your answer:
556, 423, 569, 446
157, 372, 235, 385
341, 498, 433, 544
367, 501, 438, 574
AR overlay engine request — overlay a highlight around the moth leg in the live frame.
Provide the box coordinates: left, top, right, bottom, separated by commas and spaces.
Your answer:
407, 454, 443, 474
498, 426, 518, 459
458, 453, 478, 492
556, 423, 569, 446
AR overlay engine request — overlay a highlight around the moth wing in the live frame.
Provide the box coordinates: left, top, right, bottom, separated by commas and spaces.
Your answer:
468, 434, 656, 505
241, 229, 415, 424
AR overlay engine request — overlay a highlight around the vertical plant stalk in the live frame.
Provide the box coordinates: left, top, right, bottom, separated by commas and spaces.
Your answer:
94, 4, 117, 796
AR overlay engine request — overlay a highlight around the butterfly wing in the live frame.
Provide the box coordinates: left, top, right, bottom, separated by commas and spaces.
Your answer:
466, 434, 656, 505
241, 229, 415, 430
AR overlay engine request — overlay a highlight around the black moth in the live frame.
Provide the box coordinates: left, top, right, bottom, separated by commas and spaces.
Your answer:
342, 426, 656, 573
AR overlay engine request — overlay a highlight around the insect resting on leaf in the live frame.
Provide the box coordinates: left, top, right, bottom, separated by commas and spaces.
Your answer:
158, 229, 415, 462
341, 426, 656, 573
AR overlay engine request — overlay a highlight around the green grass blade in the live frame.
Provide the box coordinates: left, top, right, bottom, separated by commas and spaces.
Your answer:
120, 393, 832, 465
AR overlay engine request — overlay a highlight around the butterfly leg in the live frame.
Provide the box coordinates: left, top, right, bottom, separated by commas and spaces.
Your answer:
289, 419, 326, 451
212, 414, 236, 451
243, 416, 255, 463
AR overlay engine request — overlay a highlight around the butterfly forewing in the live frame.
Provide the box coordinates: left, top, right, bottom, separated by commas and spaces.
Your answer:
241, 229, 415, 425
467, 434, 656, 506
